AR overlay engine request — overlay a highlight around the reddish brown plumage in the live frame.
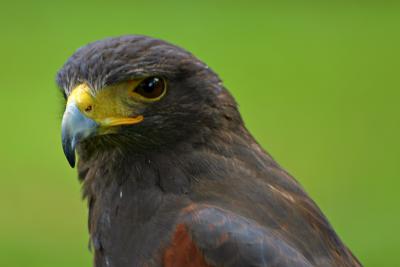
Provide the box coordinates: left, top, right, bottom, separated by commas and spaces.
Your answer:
164, 224, 211, 267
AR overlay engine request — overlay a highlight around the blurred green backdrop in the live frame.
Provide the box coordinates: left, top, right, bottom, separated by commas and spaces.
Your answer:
0, 1, 399, 266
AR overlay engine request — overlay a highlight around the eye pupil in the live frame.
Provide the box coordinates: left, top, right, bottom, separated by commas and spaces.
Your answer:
134, 76, 165, 99
143, 77, 158, 92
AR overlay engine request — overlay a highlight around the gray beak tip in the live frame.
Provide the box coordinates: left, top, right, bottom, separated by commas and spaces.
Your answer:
67, 154, 76, 168
62, 127, 78, 168
62, 139, 76, 168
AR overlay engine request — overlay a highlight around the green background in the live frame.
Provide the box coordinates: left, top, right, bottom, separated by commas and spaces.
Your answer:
0, 1, 399, 266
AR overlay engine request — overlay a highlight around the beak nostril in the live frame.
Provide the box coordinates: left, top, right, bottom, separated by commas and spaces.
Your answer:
85, 105, 92, 112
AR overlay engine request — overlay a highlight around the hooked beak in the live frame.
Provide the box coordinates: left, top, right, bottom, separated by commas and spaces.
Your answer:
61, 83, 144, 168
61, 103, 98, 167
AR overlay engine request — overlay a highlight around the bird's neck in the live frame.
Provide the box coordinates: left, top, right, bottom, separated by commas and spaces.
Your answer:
76, 125, 276, 199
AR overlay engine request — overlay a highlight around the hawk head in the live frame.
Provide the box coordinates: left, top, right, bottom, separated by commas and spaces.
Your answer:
57, 35, 242, 167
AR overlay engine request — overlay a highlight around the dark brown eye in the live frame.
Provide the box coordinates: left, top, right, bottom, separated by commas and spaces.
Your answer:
133, 77, 166, 99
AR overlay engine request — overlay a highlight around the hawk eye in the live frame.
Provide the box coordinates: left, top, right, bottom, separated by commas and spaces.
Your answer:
133, 77, 166, 100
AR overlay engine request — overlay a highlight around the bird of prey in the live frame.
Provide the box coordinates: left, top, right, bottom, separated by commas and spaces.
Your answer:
57, 35, 361, 267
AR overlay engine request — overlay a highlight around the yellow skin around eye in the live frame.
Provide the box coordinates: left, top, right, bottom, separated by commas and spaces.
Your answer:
128, 79, 167, 103
67, 78, 167, 128
68, 81, 145, 128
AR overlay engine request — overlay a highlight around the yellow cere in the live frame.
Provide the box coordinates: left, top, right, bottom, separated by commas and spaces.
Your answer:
67, 82, 144, 127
